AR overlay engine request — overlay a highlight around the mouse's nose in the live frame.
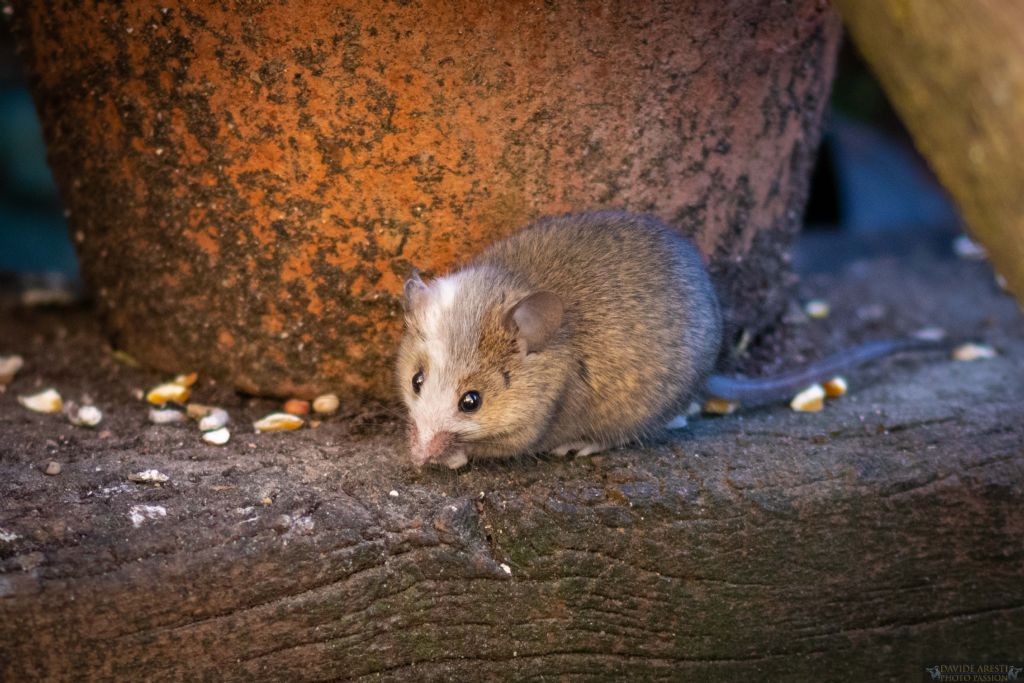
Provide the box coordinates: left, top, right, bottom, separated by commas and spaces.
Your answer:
409, 427, 453, 467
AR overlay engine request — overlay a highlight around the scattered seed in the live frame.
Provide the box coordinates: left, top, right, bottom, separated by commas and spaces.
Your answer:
202, 427, 231, 445
128, 469, 169, 484
703, 397, 739, 415
913, 327, 947, 342
18, 388, 63, 414
199, 408, 229, 432
44, 461, 62, 476
823, 377, 848, 398
146, 382, 190, 405
790, 384, 826, 412
804, 300, 830, 319
186, 403, 215, 419
952, 343, 997, 361
110, 350, 140, 368
149, 407, 186, 424
173, 372, 198, 387
254, 412, 304, 432
283, 399, 310, 416
260, 496, 273, 506
0, 355, 24, 385
21, 287, 77, 307
312, 393, 340, 414
68, 404, 103, 427
664, 415, 688, 430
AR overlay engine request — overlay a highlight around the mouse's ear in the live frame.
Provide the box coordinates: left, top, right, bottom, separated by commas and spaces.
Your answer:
403, 268, 428, 313
504, 291, 564, 354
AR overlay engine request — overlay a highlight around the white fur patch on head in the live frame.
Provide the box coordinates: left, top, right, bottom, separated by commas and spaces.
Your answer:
421, 273, 464, 370
409, 272, 476, 458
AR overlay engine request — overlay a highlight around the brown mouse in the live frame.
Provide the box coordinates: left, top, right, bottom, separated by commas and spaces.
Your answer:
397, 211, 949, 469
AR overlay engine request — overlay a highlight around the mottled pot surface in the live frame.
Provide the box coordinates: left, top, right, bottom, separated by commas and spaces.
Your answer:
14, 0, 839, 398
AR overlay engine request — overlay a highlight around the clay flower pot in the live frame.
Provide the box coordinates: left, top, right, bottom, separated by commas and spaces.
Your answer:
13, 1, 840, 398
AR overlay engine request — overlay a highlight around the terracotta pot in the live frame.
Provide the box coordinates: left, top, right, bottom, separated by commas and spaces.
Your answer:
13, 0, 840, 398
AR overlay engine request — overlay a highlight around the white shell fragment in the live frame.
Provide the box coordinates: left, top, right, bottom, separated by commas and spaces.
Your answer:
0, 355, 24, 385
18, 388, 63, 414
149, 408, 187, 424
703, 397, 739, 415
128, 469, 169, 484
146, 382, 191, 405
312, 393, 340, 414
822, 377, 848, 398
804, 300, 830, 319
199, 408, 229, 432
790, 384, 826, 413
69, 404, 103, 427
253, 413, 304, 432
202, 427, 231, 445
952, 343, 997, 362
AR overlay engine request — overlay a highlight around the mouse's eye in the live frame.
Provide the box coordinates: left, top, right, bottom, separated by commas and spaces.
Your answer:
458, 390, 482, 413
412, 369, 425, 395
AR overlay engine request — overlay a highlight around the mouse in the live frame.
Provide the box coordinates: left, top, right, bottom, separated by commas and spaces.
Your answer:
396, 211, 951, 469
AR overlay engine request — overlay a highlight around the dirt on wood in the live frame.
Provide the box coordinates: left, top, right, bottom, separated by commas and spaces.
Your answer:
1, 249, 1022, 681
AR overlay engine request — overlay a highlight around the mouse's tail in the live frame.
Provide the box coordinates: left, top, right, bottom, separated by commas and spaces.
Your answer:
704, 338, 952, 405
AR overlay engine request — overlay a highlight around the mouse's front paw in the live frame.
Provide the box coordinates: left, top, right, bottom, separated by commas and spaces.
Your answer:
551, 441, 606, 457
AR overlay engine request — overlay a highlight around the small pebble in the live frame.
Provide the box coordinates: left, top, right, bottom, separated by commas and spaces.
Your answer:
283, 399, 310, 416
804, 300, 830, 319
260, 496, 273, 506
44, 461, 62, 476
312, 393, 340, 414
199, 408, 229, 432
500, 563, 512, 576
149, 407, 187, 424
18, 388, 63, 414
254, 413, 304, 432
389, 489, 399, 498
202, 427, 231, 445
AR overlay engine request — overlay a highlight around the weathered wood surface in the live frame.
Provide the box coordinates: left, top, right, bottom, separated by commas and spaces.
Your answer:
835, 0, 1024, 306
1, 256, 1023, 681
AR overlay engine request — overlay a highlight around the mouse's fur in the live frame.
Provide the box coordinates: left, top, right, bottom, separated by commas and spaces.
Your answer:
397, 211, 722, 468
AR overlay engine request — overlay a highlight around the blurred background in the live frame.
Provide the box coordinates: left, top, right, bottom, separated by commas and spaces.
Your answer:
0, 20, 961, 284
